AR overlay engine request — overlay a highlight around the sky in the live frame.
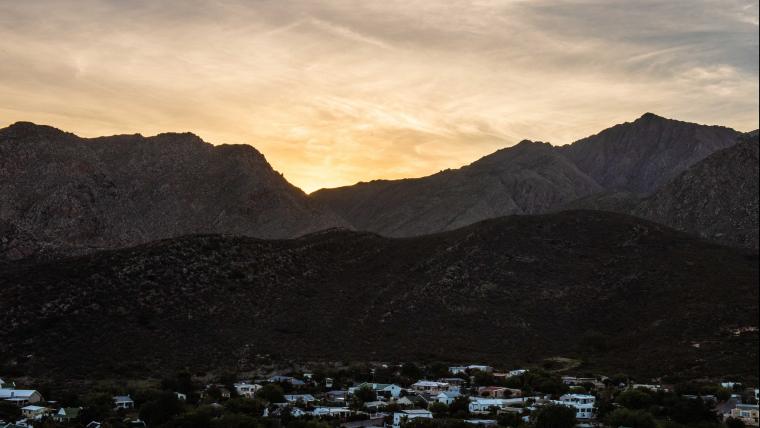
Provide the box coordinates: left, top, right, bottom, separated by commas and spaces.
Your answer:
1, 1, 758, 193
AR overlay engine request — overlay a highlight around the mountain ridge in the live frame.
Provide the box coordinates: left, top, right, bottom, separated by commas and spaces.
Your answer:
1, 210, 756, 380
312, 113, 744, 238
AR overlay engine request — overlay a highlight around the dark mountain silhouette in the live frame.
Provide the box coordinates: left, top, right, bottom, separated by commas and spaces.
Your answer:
0, 211, 756, 380
312, 114, 743, 238
0, 122, 346, 260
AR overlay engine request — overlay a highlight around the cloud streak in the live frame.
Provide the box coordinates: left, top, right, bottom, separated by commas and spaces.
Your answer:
0, 0, 757, 192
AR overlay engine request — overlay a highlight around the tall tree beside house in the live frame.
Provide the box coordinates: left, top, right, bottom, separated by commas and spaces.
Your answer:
448, 396, 470, 418
430, 402, 449, 418
255, 384, 286, 404
533, 404, 577, 428
0, 401, 21, 421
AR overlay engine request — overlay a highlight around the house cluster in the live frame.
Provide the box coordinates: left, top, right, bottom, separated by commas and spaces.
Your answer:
213, 365, 602, 427
0, 378, 149, 428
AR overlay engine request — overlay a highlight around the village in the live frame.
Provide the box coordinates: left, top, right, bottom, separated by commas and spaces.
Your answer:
0, 363, 758, 428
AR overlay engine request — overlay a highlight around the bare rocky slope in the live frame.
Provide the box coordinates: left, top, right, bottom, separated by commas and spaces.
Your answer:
0, 122, 346, 260
561, 132, 759, 249
312, 113, 743, 238
0, 211, 757, 381
632, 133, 759, 249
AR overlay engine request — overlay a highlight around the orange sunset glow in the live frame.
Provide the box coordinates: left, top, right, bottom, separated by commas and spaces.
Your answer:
1, 0, 758, 192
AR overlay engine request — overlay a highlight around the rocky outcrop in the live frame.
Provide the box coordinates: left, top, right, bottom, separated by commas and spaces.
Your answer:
633, 134, 759, 249
0, 122, 346, 260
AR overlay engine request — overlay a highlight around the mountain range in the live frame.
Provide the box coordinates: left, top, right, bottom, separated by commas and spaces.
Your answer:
312, 113, 754, 245
1, 113, 756, 261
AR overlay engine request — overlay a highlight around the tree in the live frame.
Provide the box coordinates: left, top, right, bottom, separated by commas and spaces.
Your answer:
448, 396, 470, 417
256, 384, 286, 403
0, 401, 21, 421
139, 391, 185, 426
496, 412, 521, 427
533, 404, 576, 428
616, 388, 654, 410
605, 408, 656, 428
430, 402, 449, 418
354, 386, 378, 404
401, 363, 422, 381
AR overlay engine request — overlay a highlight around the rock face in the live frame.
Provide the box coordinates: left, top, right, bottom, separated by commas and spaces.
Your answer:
0, 211, 756, 379
311, 141, 602, 236
312, 113, 743, 238
633, 133, 759, 249
557, 112, 742, 193
0, 122, 346, 260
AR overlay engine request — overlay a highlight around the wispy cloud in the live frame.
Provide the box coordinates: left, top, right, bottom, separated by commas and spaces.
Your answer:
0, 0, 757, 192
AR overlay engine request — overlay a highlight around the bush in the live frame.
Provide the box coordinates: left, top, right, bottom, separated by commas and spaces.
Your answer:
616, 388, 654, 410
533, 404, 576, 428
605, 408, 656, 428
255, 384, 286, 403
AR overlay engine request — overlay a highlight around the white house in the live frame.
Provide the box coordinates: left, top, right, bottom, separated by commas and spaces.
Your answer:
349, 383, 403, 398
393, 409, 433, 428
284, 394, 317, 404
234, 382, 261, 398
411, 381, 450, 394
507, 369, 528, 378
555, 394, 595, 420
113, 395, 135, 409
0, 389, 44, 406
449, 365, 494, 375
311, 407, 351, 417
54, 407, 82, 422
468, 398, 531, 413
437, 391, 461, 405
21, 405, 48, 420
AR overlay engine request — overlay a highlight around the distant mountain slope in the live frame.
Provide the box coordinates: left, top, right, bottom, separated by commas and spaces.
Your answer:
0, 211, 756, 380
312, 141, 602, 236
633, 133, 759, 249
0, 122, 346, 260
557, 113, 742, 193
313, 114, 743, 237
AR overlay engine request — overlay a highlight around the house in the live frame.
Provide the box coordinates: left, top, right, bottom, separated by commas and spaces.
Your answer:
113, 395, 135, 409
54, 407, 82, 422
437, 391, 461, 405
449, 366, 493, 375
438, 378, 466, 388
311, 407, 351, 417
269, 376, 305, 386
363, 401, 387, 412
464, 420, 498, 426
284, 394, 317, 404
85, 422, 102, 428
411, 381, 450, 394
394, 396, 416, 408
554, 394, 595, 420
0, 389, 43, 406
507, 370, 528, 378
478, 387, 512, 398
350, 383, 403, 398
393, 409, 433, 428
326, 390, 348, 403
234, 382, 261, 398
631, 384, 663, 392
271, 407, 306, 417
730, 404, 759, 426
20, 405, 47, 420
468, 398, 531, 413
0, 378, 10, 388
175, 392, 187, 401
